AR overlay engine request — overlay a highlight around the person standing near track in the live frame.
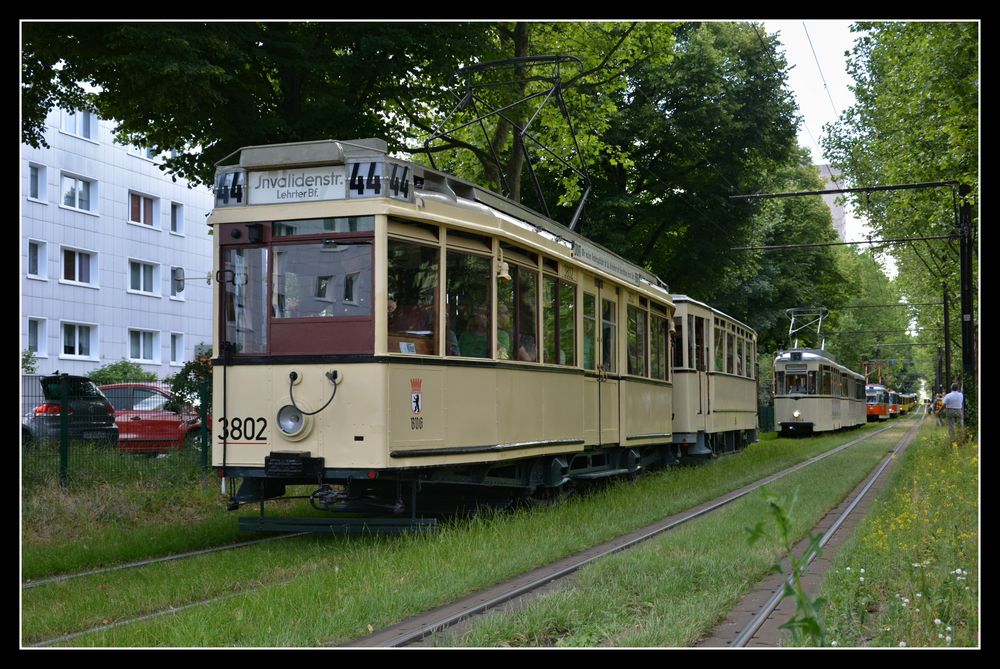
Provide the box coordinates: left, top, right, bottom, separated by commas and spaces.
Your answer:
942, 383, 965, 444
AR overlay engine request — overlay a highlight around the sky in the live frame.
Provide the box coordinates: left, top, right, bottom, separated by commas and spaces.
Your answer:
762, 20, 872, 245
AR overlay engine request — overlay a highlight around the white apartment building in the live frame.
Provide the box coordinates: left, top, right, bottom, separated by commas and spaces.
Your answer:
21, 108, 214, 378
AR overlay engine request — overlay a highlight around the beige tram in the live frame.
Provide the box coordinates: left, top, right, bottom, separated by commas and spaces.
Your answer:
670, 296, 759, 454
774, 349, 867, 436
209, 139, 698, 513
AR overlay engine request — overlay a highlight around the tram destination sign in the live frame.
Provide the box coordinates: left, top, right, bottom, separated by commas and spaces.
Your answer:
242, 160, 414, 206
248, 166, 348, 205
572, 241, 643, 286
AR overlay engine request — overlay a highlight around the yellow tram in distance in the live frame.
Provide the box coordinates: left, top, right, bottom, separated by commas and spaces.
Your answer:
773, 349, 867, 436
209, 138, 757, 521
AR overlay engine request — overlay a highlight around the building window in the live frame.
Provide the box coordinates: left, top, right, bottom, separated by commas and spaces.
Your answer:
28, 318, 47, 356
170, 333, 184, 365
62, 322, 95, 358
129, 329, 158, 362
61, 174, 95, 212
170, 203, 184, 234
129, 260, 159, 295
27, 240, 47, 279
28, 163, 47, 201
62, 248, 96, 285
128, 144, 157, 160
129, 192, 156, 226
61, 109, 97, 140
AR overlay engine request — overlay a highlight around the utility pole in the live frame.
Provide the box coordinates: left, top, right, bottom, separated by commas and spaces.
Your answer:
959, 183, 977, 425
943, 285, 951, 387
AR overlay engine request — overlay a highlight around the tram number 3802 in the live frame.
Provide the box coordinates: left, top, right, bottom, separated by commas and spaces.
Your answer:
410, 417, 424, 430
217, 417, 268, 442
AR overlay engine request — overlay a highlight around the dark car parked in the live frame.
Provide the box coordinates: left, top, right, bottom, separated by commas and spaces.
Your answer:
21, 374, 119, 446
98, 383, 202, 453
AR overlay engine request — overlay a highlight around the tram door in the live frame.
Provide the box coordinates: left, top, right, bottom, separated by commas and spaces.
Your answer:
582, 276, 620, 446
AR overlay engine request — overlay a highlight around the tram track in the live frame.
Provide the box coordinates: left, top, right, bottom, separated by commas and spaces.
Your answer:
22, 532, 308, 590
702, 413, 926, 648
342, 421, 904, 648
24, 421, 907, 648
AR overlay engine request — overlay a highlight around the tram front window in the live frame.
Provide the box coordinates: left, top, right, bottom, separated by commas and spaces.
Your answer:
272, 242, 372, 319
785, 372, 809, 394
223, 247, 268, 353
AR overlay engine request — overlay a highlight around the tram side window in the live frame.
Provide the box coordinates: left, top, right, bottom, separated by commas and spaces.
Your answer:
674, 317, 685, 368
736, 337, 744, 376
651, 315, 669, 381
714, 327, 724, 372
808, 371, 817, 394
775, 371, 785, 395
821, 366, 832, 395
695, 317, 707, 371
446, 251, 491, 358
726, 332, 735, 374
627, 305, 648, 376
387, 239, 439, 355
602, 298, 617, 373
542, 276, 576, 365
499, 264, 538, 362
223, 247, 269, 354
583, 292, 597, 370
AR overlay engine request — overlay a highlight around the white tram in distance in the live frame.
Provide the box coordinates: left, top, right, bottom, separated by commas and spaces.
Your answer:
670, 296, 758, 455
208, 139, 759, 523
773, 349, 867, 436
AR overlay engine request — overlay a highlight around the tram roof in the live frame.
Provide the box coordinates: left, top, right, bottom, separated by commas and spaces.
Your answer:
774, 349, 863, 377
216, 138, 670, 298
670, 294, 755, 335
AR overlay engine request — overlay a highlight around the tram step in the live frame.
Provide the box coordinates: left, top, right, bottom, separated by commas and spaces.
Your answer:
570, 468, 632, 480
239, 516, 437, 534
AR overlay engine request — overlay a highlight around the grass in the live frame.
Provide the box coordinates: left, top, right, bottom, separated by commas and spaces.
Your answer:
433, 428, 909, 647
794, 423, 979, 648
21, 419, 914, 647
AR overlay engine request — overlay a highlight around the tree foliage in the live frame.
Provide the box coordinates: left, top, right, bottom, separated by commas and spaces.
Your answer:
581, 22, 800, 299
87, 360, 158, 385
22, 22, 495, 186
822, 21, 978, 386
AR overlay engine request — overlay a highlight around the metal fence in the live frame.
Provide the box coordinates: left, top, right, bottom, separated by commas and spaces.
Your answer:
21, 374, 211, 488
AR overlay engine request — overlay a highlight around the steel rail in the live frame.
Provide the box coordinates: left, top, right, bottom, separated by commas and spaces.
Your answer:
729, 414, 925, 647
23, 532, 308, 590
351, 423, 896, 648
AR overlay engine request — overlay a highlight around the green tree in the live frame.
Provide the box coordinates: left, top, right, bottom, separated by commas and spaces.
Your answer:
22, 22, 494, 186
409, 22, 676, 224
21, 349, 38, 374
714, 151, 851, 356
580, 22, 800, 299
87, 360, 158, 385
822, 21, 978, 388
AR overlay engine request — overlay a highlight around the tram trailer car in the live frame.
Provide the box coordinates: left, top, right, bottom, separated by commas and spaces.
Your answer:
208, 139, 760, 515
670, 296, 758, 455
866, 384, 890, 422
773, 349, 866, 436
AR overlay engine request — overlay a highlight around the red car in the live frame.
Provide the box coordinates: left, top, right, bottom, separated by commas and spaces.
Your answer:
98, 383, 203, 453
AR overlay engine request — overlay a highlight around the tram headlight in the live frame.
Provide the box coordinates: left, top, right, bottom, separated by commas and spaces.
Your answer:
277, 405, 306, 437
792, 410, 801, 419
